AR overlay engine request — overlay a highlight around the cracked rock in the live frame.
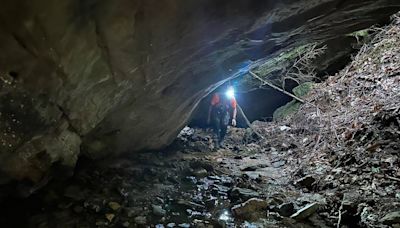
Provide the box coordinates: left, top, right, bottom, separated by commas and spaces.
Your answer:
232, 198, 268, 220
290, 203, 319, 220
229, 187, 260, 202
381, 211, 400, 225
294, 175, 316, 190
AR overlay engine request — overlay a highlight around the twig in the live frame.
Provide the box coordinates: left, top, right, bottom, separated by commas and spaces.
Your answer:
337, 198, 344, 228
312, 133, 322, 153
386, 175, 400, 182
339, 61, 354, 82
249, 71, 305, 103
365, 140, 391, 152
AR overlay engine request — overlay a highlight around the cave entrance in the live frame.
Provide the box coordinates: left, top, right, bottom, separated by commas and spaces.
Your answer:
189, 83, 294, 128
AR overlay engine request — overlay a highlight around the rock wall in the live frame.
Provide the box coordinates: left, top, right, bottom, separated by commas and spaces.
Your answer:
0, 0, 399, 189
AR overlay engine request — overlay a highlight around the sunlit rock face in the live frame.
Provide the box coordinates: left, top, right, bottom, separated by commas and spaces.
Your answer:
0, 0, 399, 190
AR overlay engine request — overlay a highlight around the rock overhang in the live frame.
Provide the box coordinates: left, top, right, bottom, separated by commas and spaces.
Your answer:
0, 0, 399, 190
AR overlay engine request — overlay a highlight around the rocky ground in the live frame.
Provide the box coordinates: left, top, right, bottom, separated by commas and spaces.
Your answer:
0, 12, 399, 228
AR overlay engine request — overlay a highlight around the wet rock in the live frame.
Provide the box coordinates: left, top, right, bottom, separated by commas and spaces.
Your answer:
211, 184, 230, 195
279, 126, 292, 131
119, 190, 130, 199
134, 216, 147, 225
186, 209, 203, 217
187, 141, 212, 153
105, 213, 115, 222
241, 165, 258, 171
176, 199, 205, 210
208, 176, 234, 186
270, 147, 278, 153
193, 169, 208, 178
232, 198, 268, 220
190, 161, 214, 172
207, 176, 221, 181
178, 127, 194, 139
156, 197, 165, 204
380, 211, 400, 225
83, 198, 103, 213
205, 199, 217, 209
122, 221, 130, 227
294, 175, 316, 190
152, 205, 166, 216
243, 172, 261, 181
341, 192, 360, 215
167, 176, 180, 184
297, 193, 326, 205
108, 202, 121, 211
221, 176, 235, 187
229, 187, 260, 201
278, 202, 295, 217
272, 160, 286, 168
290, 203, 319, 220
267, 196, 285, 206
194, 222, 214, 228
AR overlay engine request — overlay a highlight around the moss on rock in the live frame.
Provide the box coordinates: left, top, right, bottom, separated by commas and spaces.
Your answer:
254, 44, 312, 77
273, 100, 301, 121
293, 82, 314, 97
273, 82, 314, 120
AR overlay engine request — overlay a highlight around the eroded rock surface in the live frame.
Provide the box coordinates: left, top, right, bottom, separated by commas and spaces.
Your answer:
0, 0, 399, 188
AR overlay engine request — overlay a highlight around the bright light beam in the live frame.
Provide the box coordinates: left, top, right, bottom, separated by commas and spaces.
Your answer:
225, 87, 235, 99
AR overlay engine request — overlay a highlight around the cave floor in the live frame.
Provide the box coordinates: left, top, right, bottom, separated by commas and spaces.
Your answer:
0, 128, 306, 228
1, 119, 398, 228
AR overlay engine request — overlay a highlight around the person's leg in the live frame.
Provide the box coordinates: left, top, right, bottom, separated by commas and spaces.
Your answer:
219, 111, 230, 145
212, 113, 221, 146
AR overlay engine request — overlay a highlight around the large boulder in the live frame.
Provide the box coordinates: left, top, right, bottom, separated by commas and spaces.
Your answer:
0, 0, 399, 189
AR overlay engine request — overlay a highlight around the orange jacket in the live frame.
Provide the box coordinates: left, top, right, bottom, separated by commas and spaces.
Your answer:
210, 93, 237, 109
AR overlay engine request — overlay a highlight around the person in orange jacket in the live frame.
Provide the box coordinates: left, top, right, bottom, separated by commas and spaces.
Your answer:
207, 85, 237, 147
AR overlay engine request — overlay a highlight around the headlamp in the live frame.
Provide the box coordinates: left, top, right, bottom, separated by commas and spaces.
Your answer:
225, 87, 235, 99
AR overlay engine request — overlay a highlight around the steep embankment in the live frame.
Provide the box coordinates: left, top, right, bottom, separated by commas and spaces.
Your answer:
1, 0, 399, 190
246, 14, 400, 227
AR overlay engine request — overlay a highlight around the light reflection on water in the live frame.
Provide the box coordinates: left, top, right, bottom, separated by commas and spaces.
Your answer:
218, 209, 232, 221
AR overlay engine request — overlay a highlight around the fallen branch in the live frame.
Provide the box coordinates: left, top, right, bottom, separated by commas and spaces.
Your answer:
237, 103, 264, 139
249, 71, 305, 103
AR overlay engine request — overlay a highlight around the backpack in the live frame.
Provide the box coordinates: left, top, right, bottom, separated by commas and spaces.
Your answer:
215, 93, 231, 114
